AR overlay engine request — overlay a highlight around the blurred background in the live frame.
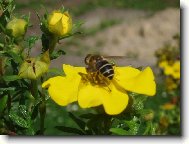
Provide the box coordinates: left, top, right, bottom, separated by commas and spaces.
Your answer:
14, 0, 180, 135
15, 0, 180, 68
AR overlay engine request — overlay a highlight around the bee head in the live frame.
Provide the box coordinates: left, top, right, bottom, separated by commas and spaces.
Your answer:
84, 54, 92, 65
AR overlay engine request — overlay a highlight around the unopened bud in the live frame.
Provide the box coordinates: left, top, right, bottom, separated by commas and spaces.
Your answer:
47, 11, 72, 37
6, 18, 27, 38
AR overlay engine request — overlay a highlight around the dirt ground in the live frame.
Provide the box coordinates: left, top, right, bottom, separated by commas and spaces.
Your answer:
51, 8, 180, 68
19, 6, 179, 68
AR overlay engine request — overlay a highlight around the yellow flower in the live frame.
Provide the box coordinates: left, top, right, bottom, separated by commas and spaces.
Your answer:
6, 18, 27, 38
165, 77, 178, 91
42, 64, 156, 115
48, 11, 72, 37
159, 60, 180, 79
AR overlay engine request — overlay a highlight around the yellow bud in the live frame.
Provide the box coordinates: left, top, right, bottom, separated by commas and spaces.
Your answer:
143, 111, 154, 121
48, 11, 72, 37
18, 51, 50, 80
6, 18, 27, 38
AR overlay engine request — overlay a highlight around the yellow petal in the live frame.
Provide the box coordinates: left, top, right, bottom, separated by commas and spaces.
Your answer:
101, 83, 129, 115
159, 61, 168, 68
42, 76, 79, 106
49, 17, 63, 36
48, 11, 63, 25
78, 84, 104, 108
61, 11, 72, 34
116, 67, 156, 96
164, 66, 173, 75
172, 61, 180, 79
115, 66, 140, 80
78, 82, 129, 115
63, 64, 87, 77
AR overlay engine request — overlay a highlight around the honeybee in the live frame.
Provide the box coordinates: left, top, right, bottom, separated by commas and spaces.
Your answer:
79, 54, 117, 87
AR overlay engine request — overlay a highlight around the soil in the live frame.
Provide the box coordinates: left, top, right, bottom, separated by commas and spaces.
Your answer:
17, 6, 180, 68
52, 8, 180, 68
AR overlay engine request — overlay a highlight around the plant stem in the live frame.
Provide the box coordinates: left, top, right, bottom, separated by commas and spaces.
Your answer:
31, 80, 45, 134
49, 35, 58, 54
39, 100, 46, 135
39, 77, 46, 135
31, 80, 38, 99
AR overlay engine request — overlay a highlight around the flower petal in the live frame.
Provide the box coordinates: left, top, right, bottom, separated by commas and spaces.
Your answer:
48, 11, 63, 25
102, 83, 129, 115
116, 67, 156, 96
115, 66, 140, 80
78, 81, 129, 115
78, 84, 104, 108
42, 76, 79, 106
61, 11, 72, 34
63, 64, 87, 77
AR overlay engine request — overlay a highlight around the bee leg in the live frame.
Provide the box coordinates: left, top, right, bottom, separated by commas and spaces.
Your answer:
98, 74, 111, 92
78, 72, 90, 82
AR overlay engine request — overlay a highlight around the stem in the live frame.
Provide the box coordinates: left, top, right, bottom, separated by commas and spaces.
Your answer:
31, 80, 38, 99
39, 100, 46, 135
49, 35, 58, 54
143, 121, 152, 135
31, 80, 45, 134
39, 77, 46, 135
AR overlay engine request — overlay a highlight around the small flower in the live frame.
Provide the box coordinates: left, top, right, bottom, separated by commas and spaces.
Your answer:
42, 64, 156, 115
161, 103, 175, 110
165, 77, 178, 91
18, 51, 50, 80
47, 11, 72, 37
159, 60, 180, 79
6, 18, 27, 38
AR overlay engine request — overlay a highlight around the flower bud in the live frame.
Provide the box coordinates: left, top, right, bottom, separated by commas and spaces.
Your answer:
140, 110, 154, 121
47, 11, 72, 37
18, 51, 50, 80
10, 44, 22, 54
6, 18, 27, 38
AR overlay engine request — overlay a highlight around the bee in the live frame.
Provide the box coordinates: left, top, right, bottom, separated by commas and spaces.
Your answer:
79, 54, 117, 87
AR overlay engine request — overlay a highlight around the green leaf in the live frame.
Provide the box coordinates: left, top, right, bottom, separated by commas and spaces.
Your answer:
50, 49, 66, 60
0, 87, 15, 91
19, 105, 30, 119
55, 126, 85, 135
2, 75, 20, 82
0, 51, 22, 63
9, 111, 29, 128
110, 128, 128, 135
0, 95, 8, 115
9, 51, 22, 63
26, 36, 40, 49
31, 103, 39, 120
69, 112, 86, 130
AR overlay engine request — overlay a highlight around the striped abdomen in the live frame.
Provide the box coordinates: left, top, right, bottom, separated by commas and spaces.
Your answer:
96, 60, 114, 80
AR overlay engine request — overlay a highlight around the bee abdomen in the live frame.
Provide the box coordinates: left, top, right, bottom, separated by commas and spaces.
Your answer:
96, 60, 114, 80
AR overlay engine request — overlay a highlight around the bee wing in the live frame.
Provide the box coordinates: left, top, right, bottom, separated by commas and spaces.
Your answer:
102, 55, 136, 60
